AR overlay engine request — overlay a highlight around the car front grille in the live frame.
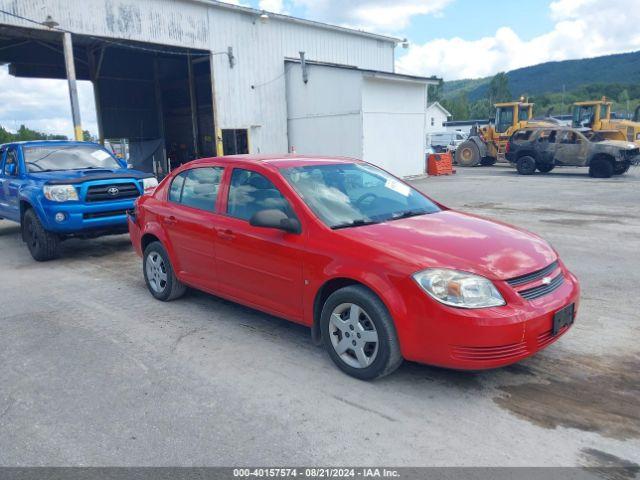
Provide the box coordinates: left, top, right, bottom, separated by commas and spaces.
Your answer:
506, 261, 559, 287
517, 274, 564, 300
85, 183, 140, 202
451, 341, 528, 361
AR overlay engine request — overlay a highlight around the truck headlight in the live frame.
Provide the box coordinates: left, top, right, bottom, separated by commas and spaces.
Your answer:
142, 177, 159, 194
413, 268, 505, 309
43, 185, 79, 202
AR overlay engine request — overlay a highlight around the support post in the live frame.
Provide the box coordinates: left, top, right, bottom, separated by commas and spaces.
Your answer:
154, 57, 168, 174
62, 32, 83, 141
187, 54, 200, 158
209, 52, 224, 156
87, 47, 105, 144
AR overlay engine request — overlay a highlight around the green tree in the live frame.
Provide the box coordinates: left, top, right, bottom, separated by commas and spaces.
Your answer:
442, 94, 470, 120
618, 89, 630, 118
487, 72, 511, 105
82, 130, 95, 142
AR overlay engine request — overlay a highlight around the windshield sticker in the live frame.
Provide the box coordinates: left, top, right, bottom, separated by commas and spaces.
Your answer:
385, 178, 411, 197
91, 150, 112, 161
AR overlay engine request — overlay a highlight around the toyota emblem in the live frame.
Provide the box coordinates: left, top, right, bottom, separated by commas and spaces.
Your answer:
107, 186, 120, 196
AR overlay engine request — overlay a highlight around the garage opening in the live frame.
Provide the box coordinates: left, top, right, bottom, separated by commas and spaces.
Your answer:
0, 24, 217, 176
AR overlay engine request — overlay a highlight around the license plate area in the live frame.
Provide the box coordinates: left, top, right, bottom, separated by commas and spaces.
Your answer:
552, 303, 574, 336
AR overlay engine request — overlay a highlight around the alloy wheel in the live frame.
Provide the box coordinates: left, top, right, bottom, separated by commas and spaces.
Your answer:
146, 252, 168, 293
329, 302, 379, 369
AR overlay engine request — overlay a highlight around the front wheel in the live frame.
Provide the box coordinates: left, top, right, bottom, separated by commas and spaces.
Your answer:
455, 141, 481, 167
22, 209, 60, 261
589, 157, 614, 178
321, 285, 402, 380
613, 161, 631, 175
143, 241, 187, 301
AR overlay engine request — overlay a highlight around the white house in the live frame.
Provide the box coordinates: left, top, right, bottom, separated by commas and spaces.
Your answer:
426, 102, 452, 132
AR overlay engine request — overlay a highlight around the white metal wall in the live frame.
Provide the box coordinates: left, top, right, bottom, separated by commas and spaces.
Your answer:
362, 77, 427, 177
285, 63, 363, 159
0, 0, 396, 154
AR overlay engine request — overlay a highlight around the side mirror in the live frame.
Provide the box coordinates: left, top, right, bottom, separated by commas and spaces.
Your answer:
250, 209, 301, 234
6, 163, 16, 176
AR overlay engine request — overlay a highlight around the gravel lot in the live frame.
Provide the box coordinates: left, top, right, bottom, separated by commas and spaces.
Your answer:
0, 165, 638, 467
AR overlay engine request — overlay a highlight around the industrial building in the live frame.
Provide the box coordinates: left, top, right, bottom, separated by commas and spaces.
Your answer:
0, 0, 438, 177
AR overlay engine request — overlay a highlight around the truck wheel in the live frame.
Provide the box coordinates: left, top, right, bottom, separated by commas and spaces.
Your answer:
613, 161, 631, 175
455, 141, 481, 167
516, 156, 536, 175
321, 285, 402, 380
22, 209, 60, 261
143, 241, 187, 301
589, 157, 614, 178
537, 163, 555, 173
480, 156, 497, 166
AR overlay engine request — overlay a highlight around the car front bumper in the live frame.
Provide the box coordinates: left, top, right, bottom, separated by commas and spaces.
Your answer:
395, 266, 580, 370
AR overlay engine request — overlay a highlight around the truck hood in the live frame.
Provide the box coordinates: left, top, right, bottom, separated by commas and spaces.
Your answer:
29, 169, 153, 184
341, 210, 557, 280
595, 140, 638, 150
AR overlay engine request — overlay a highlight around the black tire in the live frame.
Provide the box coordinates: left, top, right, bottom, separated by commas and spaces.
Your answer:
143, 241, 187, 301
536, 163, 555, 173
320, 285, 402, 380
613, 161, 631, 175
589, 157, 614, 178
480, 156, 497, 166
516, 155, 536, 175
455, 141, 481, 167
22, 208, 60, 261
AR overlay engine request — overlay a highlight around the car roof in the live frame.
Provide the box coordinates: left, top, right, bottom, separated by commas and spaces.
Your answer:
186, 154, 365, 169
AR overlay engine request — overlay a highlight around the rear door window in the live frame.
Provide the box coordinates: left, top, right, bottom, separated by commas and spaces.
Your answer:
168, 167, 223, 212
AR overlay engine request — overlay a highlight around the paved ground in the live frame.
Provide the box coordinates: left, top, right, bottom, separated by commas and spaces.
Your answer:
0, 165, 638, 467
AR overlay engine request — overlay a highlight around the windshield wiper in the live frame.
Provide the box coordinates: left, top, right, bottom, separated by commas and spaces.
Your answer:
390, 209, 429, 220
331, 218, 380, 230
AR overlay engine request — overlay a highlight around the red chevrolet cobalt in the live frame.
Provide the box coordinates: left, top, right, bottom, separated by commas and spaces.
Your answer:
128, 155, 579, 379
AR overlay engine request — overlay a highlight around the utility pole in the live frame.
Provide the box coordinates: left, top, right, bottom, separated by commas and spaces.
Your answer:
62, 32, 83, 141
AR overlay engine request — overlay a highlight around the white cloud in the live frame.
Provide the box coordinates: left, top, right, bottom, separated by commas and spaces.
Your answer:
292, 0, 452, 31
0, 66, 97, 138
259, 0, 286, 13
397, 0, 640, 80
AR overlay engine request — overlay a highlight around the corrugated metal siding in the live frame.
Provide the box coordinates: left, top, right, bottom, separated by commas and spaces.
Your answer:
0, 0, 395, 154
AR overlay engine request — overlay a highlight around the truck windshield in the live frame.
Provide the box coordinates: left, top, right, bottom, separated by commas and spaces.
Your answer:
23, 145, 121, 172
281, 163, 440, 229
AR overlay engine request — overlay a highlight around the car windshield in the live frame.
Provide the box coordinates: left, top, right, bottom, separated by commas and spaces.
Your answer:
281, 163, 441, 229
23, 144, 121, 172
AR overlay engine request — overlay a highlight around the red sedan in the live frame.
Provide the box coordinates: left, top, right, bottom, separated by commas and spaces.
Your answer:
128, 155, 579, 380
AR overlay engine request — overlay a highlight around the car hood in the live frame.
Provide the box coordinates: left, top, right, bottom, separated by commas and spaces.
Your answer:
340, 210, 557, 280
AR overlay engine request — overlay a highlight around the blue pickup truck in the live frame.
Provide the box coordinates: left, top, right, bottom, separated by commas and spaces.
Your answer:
0, 140, 157, 261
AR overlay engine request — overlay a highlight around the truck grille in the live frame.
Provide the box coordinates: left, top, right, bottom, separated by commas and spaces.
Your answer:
85, 182, 140, 202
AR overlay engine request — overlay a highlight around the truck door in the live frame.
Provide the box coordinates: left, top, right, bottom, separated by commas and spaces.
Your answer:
0, 146, 22, 221
554, 131, 588, 166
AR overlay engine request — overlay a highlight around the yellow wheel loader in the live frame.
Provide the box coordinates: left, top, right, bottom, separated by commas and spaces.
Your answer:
572, 98, 640, 145
455, 100, 554, 167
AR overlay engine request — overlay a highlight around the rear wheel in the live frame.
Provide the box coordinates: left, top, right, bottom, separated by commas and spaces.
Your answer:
613, 161, 631, 175
455, 141, 481, 166
321, 285, 402, 380
589, 157, 614, 178
516, 155, 536, 175
143, 241, 187, 301
22, 209, 60, 261
536, 163, 555, 173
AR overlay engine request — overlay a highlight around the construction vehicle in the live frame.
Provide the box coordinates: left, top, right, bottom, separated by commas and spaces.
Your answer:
454, 100, 554, 167
572, 98, 640, 145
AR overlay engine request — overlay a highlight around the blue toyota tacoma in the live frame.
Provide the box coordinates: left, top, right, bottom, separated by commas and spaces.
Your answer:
0, 140, 158, 261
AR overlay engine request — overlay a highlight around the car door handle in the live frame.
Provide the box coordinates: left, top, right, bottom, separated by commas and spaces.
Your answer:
163, 215, 178, 226
217, 228, 235, 241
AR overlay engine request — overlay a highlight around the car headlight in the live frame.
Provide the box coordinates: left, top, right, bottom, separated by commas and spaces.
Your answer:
413, 268, 505, 308
43, 185, 79, 202
142, 177, 159, 194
